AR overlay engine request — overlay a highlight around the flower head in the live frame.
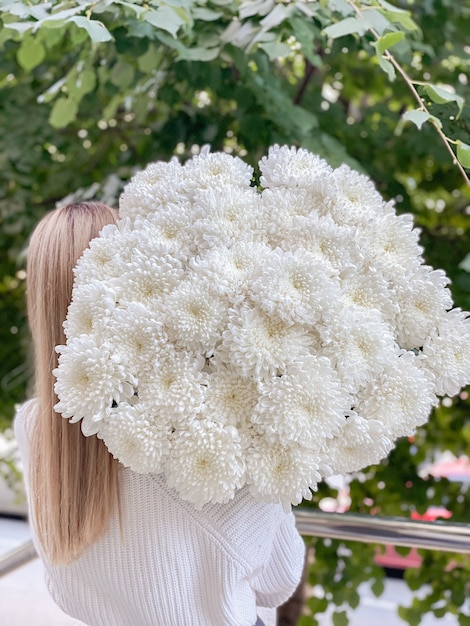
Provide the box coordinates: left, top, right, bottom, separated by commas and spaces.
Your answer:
164, 279, 227, 353
251, 248, 339, 325
253, 356, 350, 448
259, 144, 332, 189
119, 159, 185, 221
221, 303, 312, 381
327, 414, 394, 475
420, 308, 470, 396
319, 308, 397, 392
64, 280, 116, 339
98, 402, 172, 474
246, 436, 321, 510
166, 420, 245, 509
54, 336, 136, 423
204, 364, 259, 429
392, 266, 452, 350
356, 351, 437, 439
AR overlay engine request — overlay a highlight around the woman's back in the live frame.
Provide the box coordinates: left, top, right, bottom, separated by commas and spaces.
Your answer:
15, 400, 305, 626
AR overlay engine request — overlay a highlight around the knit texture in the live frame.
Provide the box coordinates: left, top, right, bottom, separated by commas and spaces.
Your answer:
15, 401, 305, 626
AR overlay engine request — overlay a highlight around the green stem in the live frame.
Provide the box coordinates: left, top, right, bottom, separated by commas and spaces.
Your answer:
345, 0, 470, 187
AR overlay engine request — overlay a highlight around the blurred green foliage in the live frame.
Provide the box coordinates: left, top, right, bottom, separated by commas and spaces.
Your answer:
0, 0, 469, 622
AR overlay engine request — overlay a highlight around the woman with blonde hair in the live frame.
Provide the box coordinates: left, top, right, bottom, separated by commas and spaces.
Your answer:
15, 201, 305, 626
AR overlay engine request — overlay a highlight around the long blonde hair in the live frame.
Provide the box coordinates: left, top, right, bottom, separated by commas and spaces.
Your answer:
27, 202, 120, 564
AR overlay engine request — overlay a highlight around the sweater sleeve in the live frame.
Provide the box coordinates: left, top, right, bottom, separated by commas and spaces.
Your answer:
250, 511, 306, 608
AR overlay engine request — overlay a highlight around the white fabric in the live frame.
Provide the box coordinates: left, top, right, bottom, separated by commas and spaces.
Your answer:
14, 401, 305, 626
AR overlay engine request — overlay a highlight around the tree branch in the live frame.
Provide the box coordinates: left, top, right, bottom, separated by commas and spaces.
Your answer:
345, 0, 470, 187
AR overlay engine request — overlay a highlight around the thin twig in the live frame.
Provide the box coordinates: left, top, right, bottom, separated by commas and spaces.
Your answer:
345, 0, 470, 186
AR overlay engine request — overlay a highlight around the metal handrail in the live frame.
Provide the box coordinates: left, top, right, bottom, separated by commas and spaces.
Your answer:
2, 510, 469, 577
0, 539, 37, 577
295, 509, 470, 553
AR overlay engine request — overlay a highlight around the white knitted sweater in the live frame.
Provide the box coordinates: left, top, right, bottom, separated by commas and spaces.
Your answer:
15, 402, 305, 626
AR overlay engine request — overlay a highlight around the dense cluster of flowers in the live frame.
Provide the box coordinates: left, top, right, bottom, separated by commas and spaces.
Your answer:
54, 146, 470, 509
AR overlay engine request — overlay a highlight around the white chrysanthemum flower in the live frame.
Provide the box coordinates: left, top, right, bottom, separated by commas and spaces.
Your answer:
107, 303, 167, 370
251, 248, 340, 325
73, 224, 126, 286
98, 402, 172, 474
392, 266, 452, 349
166, 420, 245, 509
259, 144, 333, 189
327, 414, 394, 475
319, 164, 388, 227
364, 213, 424, 278
183, 147, 254, 195
191, 185, 261, 251
119, 160, 185, 220
356, 351, 437, 439
54, 336, 136, 422
420, 308, 470, 396
279, 213, 365, 272
221, 303, 312, 381
246, 436, 321, 509
338, 264, 397, 323
114, 218, 191, 269
64, 280, 116, 339
190, 240, 270, 300
164, 280, 227, 353
260, 187, 320, 248
319, 308, 397, 392
113, 249, 185, 311
204, 365, 259, 428
139, 203, 196, 257
138, 346, 207, 422
253, 356, 350, 448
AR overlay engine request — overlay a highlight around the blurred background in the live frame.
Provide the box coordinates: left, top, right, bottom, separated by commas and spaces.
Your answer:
0, 1, 469, 624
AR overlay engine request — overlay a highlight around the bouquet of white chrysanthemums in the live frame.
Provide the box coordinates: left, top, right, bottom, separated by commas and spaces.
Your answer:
54, 145, 470, 509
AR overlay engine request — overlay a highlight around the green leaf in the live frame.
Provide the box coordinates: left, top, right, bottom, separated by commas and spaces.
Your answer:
376, 1, 420, 31
289, 17, 323, 66
363, 8, 391, 35
378, 56, 396, 81
332, 610, 349, 626
259, 41, 291, 60
376, 0, 408, 13
398, 606, 421, 626
16, 36, 46, 71
114, 0, 148, 16
371, 578, 385, 597
49, 97, 78, 128
39, 7, 83, 28
374, 31, 404, 55
67, 16, 113, 43
459, 614, 470, 626
177, 46, 220, 61
137, 44, 162, 73
423, 84, 465, 118
402, 109, 432, 130
328, 0, 354, 16
323, 17, 369, 38
110, 61, 135, 88
459, 252, 470, 272
307, 595, 329, 613
68, 69, 96, 99
191, 7, 222, 21
37, 77, 67, 104
2, 21, 33, 35
143, 7, 186, 37
260, 5, 292, 30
